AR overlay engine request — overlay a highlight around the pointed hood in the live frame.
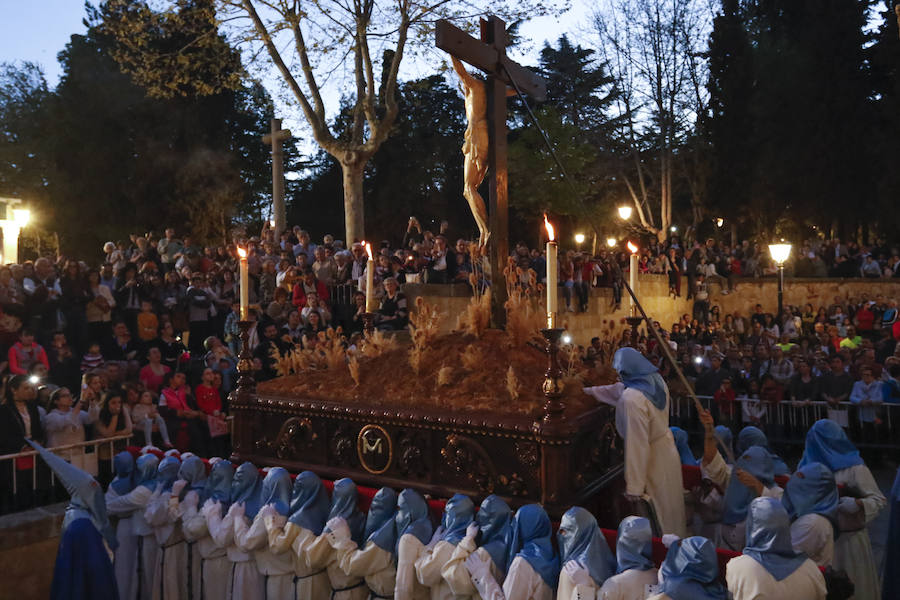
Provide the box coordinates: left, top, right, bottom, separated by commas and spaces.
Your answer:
506, 504, 560, 589
394, 488, 433, 554
365, 487, 398, 553
613, 347, 668, 410
109, 451, 135, 496
203, 460, 233, 505
743, 497, 809, 581
27, 440, 118, 550
156, 456, 181, 493
287, 471, 330, 534
557, 506, 616, 586
615, 516, 655, 573
439, 494, 475, 546
327, 478, 365, 546
477, 495, 513, 575
658, 536, 728, 600
177, 456, 207, 501
231, 462, 262, 518
135, 454, 160, 490
799, 419, 863, 472
260, 467, 292, 516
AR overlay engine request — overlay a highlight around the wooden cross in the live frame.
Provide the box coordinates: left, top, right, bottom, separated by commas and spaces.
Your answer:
262, 118, 292, 240
436, 16, 546, 327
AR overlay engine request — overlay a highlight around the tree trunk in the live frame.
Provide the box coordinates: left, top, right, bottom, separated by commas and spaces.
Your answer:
340, 157, 367, 244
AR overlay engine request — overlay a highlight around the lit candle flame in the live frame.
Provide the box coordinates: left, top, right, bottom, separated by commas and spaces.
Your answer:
543, 214, 555, 242
237, 246, 247, 259
627, 241, 638, 254
364, 241, 374, 260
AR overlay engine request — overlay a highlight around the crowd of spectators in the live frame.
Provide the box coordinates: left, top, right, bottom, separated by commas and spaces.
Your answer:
582, 294, 900, 449
1, 217, 899, 510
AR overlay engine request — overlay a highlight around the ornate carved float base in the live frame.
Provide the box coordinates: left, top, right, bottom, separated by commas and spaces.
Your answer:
230, 392, 624, 520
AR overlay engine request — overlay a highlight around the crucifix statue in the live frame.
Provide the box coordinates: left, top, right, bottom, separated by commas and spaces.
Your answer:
436, 16, 546, 327
262, 118, 291, 240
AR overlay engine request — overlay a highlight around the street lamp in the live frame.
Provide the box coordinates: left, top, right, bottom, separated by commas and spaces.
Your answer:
606, 237, 617, 248
617, 205, 633, 220
768, 242, 792, 321
574, 233, 585, 249
12, 209, 30, 228
715, 217, 724, 228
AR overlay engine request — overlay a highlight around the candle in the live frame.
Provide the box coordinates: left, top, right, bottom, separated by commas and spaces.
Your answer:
364, 242, 376, 313
627, 241, 638, 316
237, 246, 249, 321
544, 215, 557, 328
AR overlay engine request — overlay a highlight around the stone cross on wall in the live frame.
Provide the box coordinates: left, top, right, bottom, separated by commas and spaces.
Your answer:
263, 118, 291, 240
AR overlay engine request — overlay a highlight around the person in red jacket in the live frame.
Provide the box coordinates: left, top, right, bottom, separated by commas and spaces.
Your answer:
8, 328, 50, 375
292, 268, 330, 308
855, 302, 875, 335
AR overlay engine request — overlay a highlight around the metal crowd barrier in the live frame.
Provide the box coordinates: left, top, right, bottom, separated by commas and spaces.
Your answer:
669, 395, 900, 449
0, 433, 133, 496
326, 283, 356, 307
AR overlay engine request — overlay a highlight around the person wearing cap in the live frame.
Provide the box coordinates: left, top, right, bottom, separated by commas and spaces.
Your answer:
327, 487, 399, 600
583, 347, 687, 536
598, 516, 659, 600
414, 494, 475, 599
30, 440, 119, 600
725, 497, 826, 599
441, 495, 513, 598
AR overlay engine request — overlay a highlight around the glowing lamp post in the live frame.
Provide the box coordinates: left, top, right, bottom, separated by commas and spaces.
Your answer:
627, 241, 639, 317
574, 233, 585, 250
768, 242, 792, 321
606, 237, 617, 249
0, 207, 30, 265
617, 205, 633, 221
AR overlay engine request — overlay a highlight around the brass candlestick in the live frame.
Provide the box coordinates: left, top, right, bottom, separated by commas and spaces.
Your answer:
537, 327, 567, 433
362, 312, 375, 338
235, 320, 256, 393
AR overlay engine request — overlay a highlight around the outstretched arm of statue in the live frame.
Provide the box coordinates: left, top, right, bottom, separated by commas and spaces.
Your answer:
451, 56, 477, 90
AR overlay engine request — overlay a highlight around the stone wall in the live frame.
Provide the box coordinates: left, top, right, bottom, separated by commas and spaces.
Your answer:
0, 503, 64, 600
403, 276, 900, 347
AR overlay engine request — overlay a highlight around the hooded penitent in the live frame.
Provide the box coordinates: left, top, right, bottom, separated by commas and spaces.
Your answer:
737, 426, 790, 476
438, 494, 475, 546
722, 446, 775, 525
202, 460, 233, 506
743, 496, 809, 581
259, 467, 292, 516
477, 495, 513, 575
782, 462, 839, 529
614, 516, 655, 574
394, 488, 432, 554
364, 487, 398, 553
505, 504, 560, 590
109, 451, 135, 497
287, 471, 330, 535
613, 347, 668, 410
231, 461, 262, 518
657, 536, 727, 600
557, 506, 617, 587
798, 419, 864, 472
327, 478, 365, 546
177, 455, 207, 501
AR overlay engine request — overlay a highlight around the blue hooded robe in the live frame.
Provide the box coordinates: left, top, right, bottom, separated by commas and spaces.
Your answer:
615, 516, 655, 574
742, 497, 808, 581
29, 440, 119, 600
657, 536, 727, 600
557, 506, 616, 587
477, 495, 513, 575
505, 504, 560, 590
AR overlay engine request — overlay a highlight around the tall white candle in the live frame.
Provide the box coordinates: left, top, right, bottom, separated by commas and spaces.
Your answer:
544, 216, 557, 328
237, 246, 249, 321
365, 242, 376, 313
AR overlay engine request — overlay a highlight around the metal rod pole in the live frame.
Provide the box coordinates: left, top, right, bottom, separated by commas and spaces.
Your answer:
777, 264, 784, 322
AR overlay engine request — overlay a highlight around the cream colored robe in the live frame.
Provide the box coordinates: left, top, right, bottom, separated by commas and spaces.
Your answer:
264, 521, 331, 600
790, 513, 834, 568
725, 554, 827, 600
415, 540, 458, 600
107, 484, 157, 600
206, 502, 264, 600
441, 536, 502, 599
598, 567, 659, 600
331, 533, 397, 599
832, 463, 886, 600
182, 494, 229, 600
584, 383, 687, 537
306, 528, 369, 600
557, 562, 599, 600
235, 506, 294, 600
396, 534, 431, 600
468, 555, 553, 600
146, 489, 187, 600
